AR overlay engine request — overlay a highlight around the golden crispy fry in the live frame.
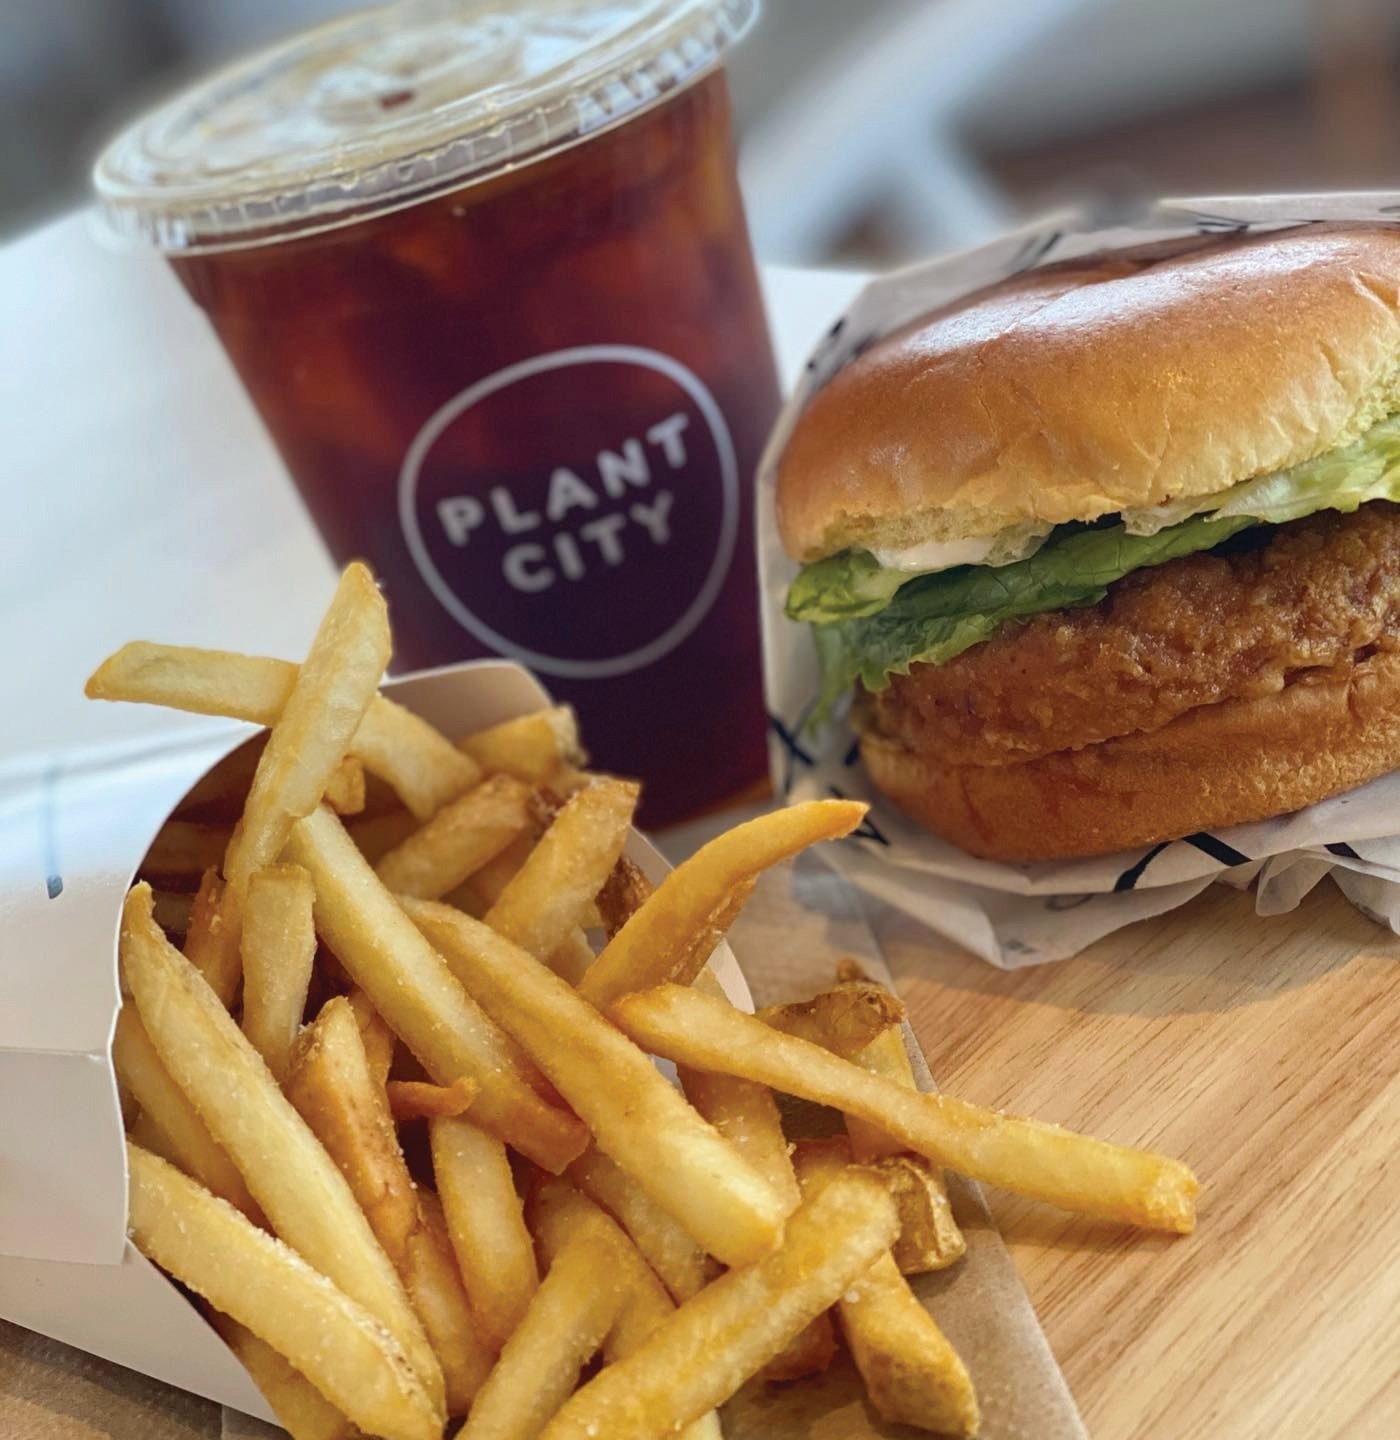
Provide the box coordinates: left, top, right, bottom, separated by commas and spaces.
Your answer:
375, 775, 532, 901
347, 986, 397, 1089
565, 1147, 709, 1304
678, 1066, 836, 1381
86, 642, 480, 822
526, 1181, 722, 1440
430, 1115, 540, 1354
127, 1144, 437, 1440
460, 832, 595, 985
406, 1191, 496, 1416
323, 756, 367, 817
579, 801, 867, 1008
387, 1078, 479, 1122
793, 1140, 979, 1436
240, 863, 317, 1083
285, 807, 587, 1173
593, 855, 652, 939
482, 778, 637, 970
757, 982, 906, 1060
870, 1153, 965, 1275
845, 1024, 964, 1273
539, 1171, 899, 1440
353, 694, 483, 821
150, 889, 194, 941
286, 999, 487, 1416
141, 821, 230, 888
284, 997, 421, 1275
457, 706, 585, 783
457, 1225, 631, 1440
183, 867, 239, 1009
121, 888, 443, 1415
212, 1314, 356, 1440
406, 900, 786, 1269
222, 562, 390, 908
348, 809, 420, 865
611, 985, 1199, 1233
112, 1006, 259, 1221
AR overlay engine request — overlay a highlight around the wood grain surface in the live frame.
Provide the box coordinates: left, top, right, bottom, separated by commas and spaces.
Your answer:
869, 879, 1400, 1440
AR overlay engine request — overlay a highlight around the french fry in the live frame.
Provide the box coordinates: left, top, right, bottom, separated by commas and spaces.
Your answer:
579, 801, 867, 1008
212, 1314, 356, 1440
482, 778, 637, 969
375, 775, 532, 901
285, 806, 587, 1173
565, 1147, 709, 1304
121, 888, 444, 1416
150, 889, 194, 941
458, 706, 584, 783
593, 854, 653, 939
611, 985, 1199, 1233
763, 983, 965, 1272
387, 1079, 479, 1122
184, 867, 238, 1009
845, 1024, 964, 1273
527, 1181, 722, 1440
352, 694, 483, 821
461, 831, 596, 987
286, 999, 488, 1416
457, 1224, 630, 1440
127, 1144, 438, 1440
347, 986, 397, 1089
430, 1115, 540, 1354
222, 562, 391, 908
86, 642, 481, 822
349, 809, 421, 865
757, 982, 906, 1059
240, 863, 317, 1083
406, 1191, 496, 1415
141, 821, 230, 888
539, 1171, 899, 1440
111, 1006, 259, 1220
323, 756, 367, 816
284, 997, 421, 1274
406, 900, 787, 1269
793, 1140, 979, 1436
678, 1066, 836, 1380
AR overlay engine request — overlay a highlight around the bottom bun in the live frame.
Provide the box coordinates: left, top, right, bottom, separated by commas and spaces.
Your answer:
859, 650, 1400, 862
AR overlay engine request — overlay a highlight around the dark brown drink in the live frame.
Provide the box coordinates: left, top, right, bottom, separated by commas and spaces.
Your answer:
96, 2, 775, 825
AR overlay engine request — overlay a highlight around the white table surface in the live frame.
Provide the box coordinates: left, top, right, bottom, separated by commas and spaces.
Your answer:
1, 212, 863, 769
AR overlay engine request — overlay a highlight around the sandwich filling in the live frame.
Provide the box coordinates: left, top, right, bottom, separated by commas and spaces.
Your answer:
787, 411, 1400, 717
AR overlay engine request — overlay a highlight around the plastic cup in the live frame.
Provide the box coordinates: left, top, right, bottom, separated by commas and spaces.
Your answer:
95, 0, 778, 826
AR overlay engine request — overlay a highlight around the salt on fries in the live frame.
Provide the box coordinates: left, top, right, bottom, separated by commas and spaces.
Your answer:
89, 563, 1199, 1440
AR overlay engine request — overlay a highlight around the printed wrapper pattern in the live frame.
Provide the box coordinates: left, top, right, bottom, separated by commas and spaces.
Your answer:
758, 191, 1400, 966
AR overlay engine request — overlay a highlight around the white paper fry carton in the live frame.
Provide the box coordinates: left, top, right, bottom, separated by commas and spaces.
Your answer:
0, 660, 755, 1426
758, 191, 1400, 967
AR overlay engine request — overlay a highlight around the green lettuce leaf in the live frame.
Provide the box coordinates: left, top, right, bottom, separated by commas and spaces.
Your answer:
786, 549, 910, 621
808, 513, 1257, 717
1122, 412, 1400, 534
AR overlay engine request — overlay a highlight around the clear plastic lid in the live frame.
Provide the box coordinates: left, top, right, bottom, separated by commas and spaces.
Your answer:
94, 0, 758, 253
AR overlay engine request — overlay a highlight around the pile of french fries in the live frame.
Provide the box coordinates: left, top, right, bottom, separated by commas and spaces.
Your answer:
88, 563, 1199, 1440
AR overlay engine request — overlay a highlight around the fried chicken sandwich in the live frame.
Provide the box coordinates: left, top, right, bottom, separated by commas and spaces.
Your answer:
778, 225, 1400, 860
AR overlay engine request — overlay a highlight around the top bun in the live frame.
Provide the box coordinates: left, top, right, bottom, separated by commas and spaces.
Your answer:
777, 225, 1400, 563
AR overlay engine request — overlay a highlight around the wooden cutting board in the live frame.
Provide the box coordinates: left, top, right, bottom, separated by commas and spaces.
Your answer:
866, 878, 1400, 1440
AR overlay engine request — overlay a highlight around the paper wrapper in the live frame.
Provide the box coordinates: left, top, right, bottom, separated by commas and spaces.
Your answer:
759, 191, 1400, 967
1, 660, 1084, 1439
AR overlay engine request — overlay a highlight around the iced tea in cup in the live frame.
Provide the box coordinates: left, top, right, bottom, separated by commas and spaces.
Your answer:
95, 0, 778, 825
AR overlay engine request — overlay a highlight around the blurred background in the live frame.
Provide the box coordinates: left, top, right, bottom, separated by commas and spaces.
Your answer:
6, 0, 1400, 266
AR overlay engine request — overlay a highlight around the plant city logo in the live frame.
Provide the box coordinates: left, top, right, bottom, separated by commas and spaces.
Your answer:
399, 346, 739, 679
